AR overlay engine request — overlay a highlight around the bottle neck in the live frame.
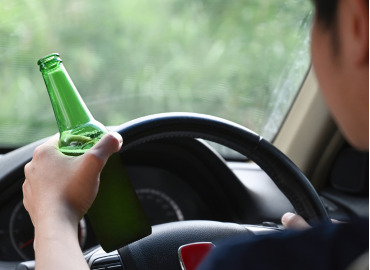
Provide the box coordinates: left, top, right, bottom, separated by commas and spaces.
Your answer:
41, 62, 93, 133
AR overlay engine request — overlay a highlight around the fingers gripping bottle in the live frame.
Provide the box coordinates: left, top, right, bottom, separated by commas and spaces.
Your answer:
37, 53, 151, 252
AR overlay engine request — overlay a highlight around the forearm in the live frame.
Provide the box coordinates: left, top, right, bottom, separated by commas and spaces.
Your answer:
23, 133, 122, 270
34, 215, 89, 270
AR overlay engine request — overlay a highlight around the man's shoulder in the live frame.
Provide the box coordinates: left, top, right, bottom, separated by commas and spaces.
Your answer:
197, 219, 369, 270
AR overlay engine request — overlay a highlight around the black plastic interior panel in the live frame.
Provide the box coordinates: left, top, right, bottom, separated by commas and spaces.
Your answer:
228, 162, 294, 223
120, 138, 253, 223
330, 146, 369, 195
320, 187, 369, 220
321, 145, 369, 221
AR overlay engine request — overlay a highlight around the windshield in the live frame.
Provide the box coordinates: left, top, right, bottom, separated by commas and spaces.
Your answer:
0, 0, 312, 156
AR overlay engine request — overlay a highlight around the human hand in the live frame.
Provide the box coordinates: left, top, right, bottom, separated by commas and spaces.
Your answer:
22, 132, 122, 270
23, 132, 123, 228
281, 212, 342, 230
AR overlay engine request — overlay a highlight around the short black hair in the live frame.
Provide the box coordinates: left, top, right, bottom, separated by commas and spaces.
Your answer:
313, 0, 369, 29
312, 0, 340, 29
312, 0, 341, 54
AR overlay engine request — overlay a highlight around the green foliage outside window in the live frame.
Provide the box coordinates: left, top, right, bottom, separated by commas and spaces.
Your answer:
0, 0, 312, 148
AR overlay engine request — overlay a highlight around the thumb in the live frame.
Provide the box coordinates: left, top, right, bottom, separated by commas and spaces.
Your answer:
43, 133, 61, 148
282, 212, 312, 230
82, 132, 123, 172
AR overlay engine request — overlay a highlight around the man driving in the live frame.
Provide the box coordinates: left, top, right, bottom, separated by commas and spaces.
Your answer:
22, 0, 369, 269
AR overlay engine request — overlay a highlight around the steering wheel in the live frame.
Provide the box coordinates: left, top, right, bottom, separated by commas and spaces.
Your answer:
17, 112, 330, 270
102, 113, 329, 269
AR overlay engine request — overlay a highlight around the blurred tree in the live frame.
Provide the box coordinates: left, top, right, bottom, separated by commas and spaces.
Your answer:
0, 0, 311, 147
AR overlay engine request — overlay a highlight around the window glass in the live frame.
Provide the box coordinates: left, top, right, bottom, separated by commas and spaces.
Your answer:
0, 0, 312, 155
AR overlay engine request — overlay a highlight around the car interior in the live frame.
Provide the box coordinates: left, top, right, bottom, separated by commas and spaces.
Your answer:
0, 0, 368, 269
0, 68, 368, 270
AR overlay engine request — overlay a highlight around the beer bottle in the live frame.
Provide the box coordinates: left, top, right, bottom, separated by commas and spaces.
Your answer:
37, 53, 151, 252
37, 53, 107, 155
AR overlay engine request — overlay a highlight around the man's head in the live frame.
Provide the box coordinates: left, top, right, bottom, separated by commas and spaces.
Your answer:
311, 0, 369, 150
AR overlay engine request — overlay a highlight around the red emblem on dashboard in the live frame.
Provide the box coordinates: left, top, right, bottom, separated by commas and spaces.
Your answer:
178, 242, 215, 270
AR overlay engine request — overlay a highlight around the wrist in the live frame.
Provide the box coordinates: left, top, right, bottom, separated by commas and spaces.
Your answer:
32, 210, 88, 270
33, 203, 80, 228
34, 209, 80, 251
34, 219, 79, 254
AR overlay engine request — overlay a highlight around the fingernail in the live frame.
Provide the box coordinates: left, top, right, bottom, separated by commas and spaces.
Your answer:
282, 212, 295, 224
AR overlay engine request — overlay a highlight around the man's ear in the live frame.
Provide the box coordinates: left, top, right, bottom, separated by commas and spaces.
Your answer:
349, 0, 369, 66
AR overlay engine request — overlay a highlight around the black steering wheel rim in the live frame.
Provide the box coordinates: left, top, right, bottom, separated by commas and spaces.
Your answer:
113, 112, 330, 225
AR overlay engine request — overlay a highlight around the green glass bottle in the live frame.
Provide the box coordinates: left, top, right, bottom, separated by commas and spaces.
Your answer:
37, 53, 107, 155
37, 53, 152, 252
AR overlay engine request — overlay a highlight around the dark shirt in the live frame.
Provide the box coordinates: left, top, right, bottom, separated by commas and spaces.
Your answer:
197, 220, 369, 270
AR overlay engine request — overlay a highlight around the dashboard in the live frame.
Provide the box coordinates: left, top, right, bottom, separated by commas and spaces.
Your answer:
0, 162, 217, 262
1, 136, 353, 267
